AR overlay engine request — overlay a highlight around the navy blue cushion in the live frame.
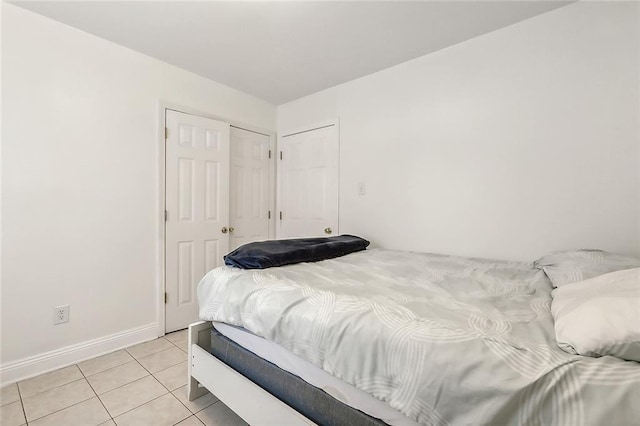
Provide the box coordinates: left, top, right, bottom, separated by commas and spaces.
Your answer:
224, 235, 370, 269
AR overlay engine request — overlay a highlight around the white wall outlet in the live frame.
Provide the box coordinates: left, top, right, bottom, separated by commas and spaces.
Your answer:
358, 182, 366, 196
53, 305, 70, 325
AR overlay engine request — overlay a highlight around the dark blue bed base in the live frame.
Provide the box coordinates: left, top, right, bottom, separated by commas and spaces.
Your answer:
209, 327, 387, 426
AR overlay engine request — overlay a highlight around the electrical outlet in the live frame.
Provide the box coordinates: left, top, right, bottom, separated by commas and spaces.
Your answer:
358, 182, 366, 196
53, 305, 70, 325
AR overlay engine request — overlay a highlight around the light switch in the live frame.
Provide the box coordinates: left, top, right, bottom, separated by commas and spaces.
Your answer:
358, 182, 366, 195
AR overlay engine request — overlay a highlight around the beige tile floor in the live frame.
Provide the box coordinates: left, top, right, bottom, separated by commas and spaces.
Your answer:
0, 330, 248, 426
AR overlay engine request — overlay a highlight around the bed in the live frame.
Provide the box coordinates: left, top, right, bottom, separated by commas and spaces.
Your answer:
187, 246, 640, 425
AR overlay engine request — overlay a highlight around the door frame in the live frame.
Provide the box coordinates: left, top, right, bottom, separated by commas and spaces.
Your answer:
276, 119, 340, 239
156, 100, 276, 336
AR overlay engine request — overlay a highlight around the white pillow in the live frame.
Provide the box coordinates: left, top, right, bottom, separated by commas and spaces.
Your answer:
551, 267, 640, 362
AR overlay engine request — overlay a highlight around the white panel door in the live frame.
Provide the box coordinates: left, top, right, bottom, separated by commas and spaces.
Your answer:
165, 110, 230, 333
279, 125, 338, 238
229, 127, 271, 250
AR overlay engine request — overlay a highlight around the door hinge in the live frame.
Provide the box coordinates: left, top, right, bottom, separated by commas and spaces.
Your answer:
279, 211, 283, 220
164, 210, 168, 222
280, 151, 283, 160
268, 150, 272, 159
164, 292, 168, 304
268, 210, 271, 219
165, 127, 168, 139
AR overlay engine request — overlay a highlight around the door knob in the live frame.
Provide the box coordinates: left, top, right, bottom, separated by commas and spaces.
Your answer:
229, 227, 235, 233
221, 227, 228, 234
324, 227, 332, 235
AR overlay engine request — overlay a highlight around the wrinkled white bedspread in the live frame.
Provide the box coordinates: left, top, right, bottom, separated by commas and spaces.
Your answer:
198, 249, 640, 425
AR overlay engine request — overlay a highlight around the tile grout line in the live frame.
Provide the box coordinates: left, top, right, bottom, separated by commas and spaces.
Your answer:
13, 333, 188, 426
92, 353, 153, 426
97, 379, 164, 420
77, 361, 115, 424
88, 366, 151, 398
16, 381, 27, 426
135, 349, 193, 417
97, 353, 172, 420
53, 344, 172, 422
20, 376, 87, 400
18, 376, 98, 425
79, 350, 137, 378
171, 411, 205, 426
174, 389, 219, 417
17, 366, 83, 400
22, 379, 96, 424
131, 345, 188, 380
111, 392, 176, 423
151, 335, 217, 419
84, 359, 140, 380
126, 343, 186, 370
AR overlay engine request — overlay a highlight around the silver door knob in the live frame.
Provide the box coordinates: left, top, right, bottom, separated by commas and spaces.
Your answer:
324, 227, 332, 235
221, 227, 228, 234
229, 227, 235, 233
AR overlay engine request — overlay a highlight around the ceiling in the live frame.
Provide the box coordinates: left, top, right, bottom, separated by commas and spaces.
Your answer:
13, 1, 572, 105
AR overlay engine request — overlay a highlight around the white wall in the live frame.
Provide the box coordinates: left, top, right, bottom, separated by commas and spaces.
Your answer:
1, 3, 276, 381
278, 1, 640, 261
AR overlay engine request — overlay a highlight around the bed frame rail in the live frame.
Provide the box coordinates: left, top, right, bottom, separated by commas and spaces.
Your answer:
187, 321, 316, 425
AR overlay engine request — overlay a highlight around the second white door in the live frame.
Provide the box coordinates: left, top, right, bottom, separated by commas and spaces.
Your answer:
229, 127, 271, 250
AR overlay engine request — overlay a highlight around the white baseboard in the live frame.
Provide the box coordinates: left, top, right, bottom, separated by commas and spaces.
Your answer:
0, 323, 159, 386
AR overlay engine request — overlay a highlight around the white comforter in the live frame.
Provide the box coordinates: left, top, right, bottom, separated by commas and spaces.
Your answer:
198, 249, 640, 425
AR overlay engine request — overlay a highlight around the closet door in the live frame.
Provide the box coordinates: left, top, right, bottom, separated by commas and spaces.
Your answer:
229, 127, 271, 250
165, 110, 230, 333
278, 124, 339, 238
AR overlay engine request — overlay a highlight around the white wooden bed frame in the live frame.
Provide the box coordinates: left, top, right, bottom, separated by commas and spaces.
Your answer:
187, 321, 316, 425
